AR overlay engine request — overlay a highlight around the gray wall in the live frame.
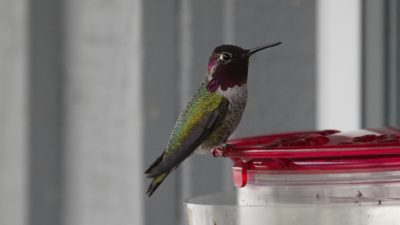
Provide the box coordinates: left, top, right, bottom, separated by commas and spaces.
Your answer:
0, 0, 315, 225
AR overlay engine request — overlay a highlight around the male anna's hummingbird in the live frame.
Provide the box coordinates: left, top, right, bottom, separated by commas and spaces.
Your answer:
145, 42, 281, 197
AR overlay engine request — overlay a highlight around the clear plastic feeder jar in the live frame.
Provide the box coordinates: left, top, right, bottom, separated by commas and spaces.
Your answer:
186, 128, 400, 225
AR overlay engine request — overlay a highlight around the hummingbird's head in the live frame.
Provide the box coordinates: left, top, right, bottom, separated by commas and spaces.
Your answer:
206, 42, 281, 92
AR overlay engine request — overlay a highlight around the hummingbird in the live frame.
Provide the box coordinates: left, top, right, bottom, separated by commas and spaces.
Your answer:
145, 42, 281, 197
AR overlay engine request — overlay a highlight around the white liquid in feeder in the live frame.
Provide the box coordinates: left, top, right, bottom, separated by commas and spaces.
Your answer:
236, 183, 400, 225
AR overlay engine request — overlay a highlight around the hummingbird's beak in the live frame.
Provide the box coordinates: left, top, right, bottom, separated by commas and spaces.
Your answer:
246, 42, 282, 57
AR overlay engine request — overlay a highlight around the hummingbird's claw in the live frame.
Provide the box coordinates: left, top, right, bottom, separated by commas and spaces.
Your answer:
212, 143, 233, 157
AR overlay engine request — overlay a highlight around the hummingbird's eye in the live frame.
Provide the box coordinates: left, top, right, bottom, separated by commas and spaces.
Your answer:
219, 53, 231, 61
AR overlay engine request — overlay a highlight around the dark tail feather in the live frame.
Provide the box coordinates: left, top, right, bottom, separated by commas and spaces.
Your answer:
145, 152, 165, 174
145, 151, 168, 197
146, 172, 169, 197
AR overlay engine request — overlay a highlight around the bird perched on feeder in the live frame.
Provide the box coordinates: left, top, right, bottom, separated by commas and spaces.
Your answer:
145, 42, 282, 197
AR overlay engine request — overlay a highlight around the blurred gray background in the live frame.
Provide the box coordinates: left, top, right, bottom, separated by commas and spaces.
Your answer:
0, 0, 398, 225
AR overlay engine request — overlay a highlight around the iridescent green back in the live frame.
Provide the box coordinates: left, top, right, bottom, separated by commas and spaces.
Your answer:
166, 82, 224, 155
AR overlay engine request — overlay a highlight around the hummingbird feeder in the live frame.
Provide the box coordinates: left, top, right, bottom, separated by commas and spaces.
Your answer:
185, 127, 400, 225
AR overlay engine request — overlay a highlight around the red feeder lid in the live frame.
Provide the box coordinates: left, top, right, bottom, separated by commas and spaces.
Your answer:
213, 127, 400, 187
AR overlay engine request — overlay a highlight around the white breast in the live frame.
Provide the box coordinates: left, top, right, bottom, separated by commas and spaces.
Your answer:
218, 84, 248, 105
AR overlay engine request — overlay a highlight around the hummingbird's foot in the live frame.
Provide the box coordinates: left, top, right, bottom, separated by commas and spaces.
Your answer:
212, 143, 233, 157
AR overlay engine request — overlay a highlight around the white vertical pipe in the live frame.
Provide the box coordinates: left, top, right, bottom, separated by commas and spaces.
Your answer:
63, 0, 143, 224
317, 0, 362, 131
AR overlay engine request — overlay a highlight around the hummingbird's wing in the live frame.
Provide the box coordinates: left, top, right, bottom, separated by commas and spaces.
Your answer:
146, 84, 229, 178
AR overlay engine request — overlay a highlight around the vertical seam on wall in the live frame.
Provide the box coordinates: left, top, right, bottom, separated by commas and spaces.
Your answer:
387, 0, 399, 125
222, 0, 235, 191
136, 0, 144, 224
223, 0, 235, 44
383, 0, 390, 126
177, 0, 193, 223
361, 0, 366, 127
